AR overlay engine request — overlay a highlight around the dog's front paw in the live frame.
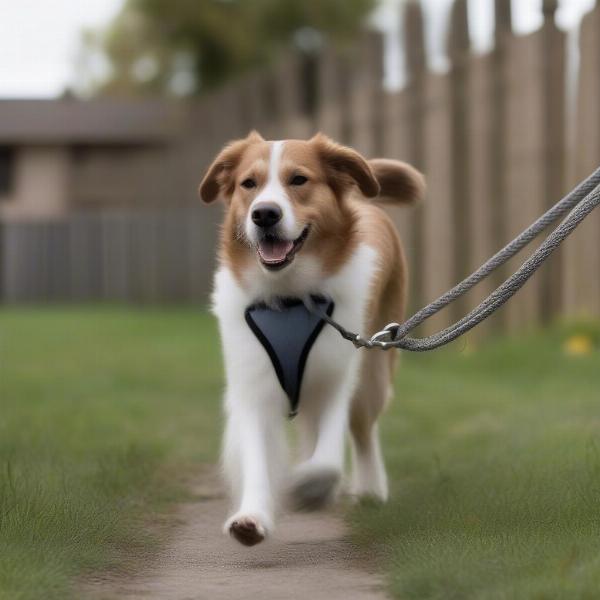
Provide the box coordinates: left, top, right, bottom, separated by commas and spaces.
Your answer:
224, 512, 270, 547
289, 463, 341, 512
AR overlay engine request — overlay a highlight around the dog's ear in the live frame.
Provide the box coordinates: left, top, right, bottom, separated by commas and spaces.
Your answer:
199, 130, 264, 204
368, 159, 425, 205
311, 133, 380, 199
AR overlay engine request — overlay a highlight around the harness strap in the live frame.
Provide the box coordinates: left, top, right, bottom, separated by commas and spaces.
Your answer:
245, 296, 334, 417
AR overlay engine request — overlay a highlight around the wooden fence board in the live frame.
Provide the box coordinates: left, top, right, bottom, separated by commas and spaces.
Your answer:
274, 53, 314, 140
465, 52, 497, 339
348, 32, 385, 157
316, 45, 351, 142
420, 73, 455, 335
563, 5, 600, 317
503, 31, 546, 332
101, 213, 131, 302
381, 90, 420, 314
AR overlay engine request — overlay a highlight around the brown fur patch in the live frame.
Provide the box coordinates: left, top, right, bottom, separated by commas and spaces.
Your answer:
311, 134, 380, 198
368, 159, 425, 205
198, 131, 266, 204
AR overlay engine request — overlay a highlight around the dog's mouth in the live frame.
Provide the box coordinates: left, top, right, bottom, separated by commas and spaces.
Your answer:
256, 226, 310, 271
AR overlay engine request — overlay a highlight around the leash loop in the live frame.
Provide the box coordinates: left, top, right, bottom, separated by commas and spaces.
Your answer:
371, 323, 401, 345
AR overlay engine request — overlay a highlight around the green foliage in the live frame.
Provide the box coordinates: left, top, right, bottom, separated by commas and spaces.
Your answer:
83, 0, 376, 96
350, 323, 600, 599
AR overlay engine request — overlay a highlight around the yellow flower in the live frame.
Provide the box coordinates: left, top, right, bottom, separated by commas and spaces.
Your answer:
563, 335, 594, 357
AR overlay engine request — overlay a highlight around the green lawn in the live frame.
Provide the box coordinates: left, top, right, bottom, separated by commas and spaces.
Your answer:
0, 308, 599, 600
0, 308, 222, 600
351, 321, 600, 600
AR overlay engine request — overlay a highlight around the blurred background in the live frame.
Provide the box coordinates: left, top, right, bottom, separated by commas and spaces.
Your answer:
0, 0, 599, 333
1, 4, 600, 598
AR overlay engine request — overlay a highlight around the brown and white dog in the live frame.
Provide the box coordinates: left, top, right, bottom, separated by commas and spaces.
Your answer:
200, 131, 424, 547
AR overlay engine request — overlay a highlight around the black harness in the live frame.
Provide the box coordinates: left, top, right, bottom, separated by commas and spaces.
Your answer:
245, 296, 335, 417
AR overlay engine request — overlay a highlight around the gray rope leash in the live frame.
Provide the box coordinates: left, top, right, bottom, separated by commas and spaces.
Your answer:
310, 166, 600, 351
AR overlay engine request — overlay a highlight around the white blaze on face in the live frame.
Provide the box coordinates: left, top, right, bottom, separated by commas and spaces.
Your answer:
245, 141, 301, 245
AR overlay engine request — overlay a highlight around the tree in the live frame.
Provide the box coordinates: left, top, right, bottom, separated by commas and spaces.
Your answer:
78, 0, 377, 97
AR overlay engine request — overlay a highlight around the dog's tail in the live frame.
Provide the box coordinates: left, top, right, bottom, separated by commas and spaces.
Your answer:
368, 159, 425, 206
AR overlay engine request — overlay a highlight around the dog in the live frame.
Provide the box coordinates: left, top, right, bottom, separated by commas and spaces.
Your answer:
200, 131, 424, 546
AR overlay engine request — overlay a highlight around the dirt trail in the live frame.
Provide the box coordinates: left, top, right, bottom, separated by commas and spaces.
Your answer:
85, 468, 389, 600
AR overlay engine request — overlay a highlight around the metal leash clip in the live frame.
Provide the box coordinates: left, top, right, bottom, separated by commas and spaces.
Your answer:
350, 334, 370, 349
370, 323, 402, 349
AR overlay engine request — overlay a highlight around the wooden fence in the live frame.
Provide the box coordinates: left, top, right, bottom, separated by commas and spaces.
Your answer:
1, 0, 599, 335
0, 209, 215, 303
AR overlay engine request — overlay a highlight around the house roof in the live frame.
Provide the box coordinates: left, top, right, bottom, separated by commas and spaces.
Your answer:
0, 99, 184, 145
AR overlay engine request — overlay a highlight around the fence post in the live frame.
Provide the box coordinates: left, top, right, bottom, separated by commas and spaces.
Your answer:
237, 72, 265, 135
448, 0, 471, 322
563, 3, 600, 317
403, 1, 427, 313
539, 0, 567, 322
488, 0, 511, 331
504, 5, 556, 332
348, 30, 385, 158
272, 52, 314, 139
315, 44, 353, 143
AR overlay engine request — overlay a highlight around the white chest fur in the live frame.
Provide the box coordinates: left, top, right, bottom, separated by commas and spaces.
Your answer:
211, 244, 379, 414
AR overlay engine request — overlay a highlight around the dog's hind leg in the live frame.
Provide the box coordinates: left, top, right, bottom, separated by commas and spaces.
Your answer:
348, 351, 392, 502
349, 420, 388, 502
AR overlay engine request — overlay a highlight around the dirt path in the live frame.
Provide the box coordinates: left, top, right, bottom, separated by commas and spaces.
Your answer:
85, 468, 389, 600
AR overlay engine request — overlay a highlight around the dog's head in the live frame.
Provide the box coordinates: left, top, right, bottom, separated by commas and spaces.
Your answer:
200, 131, 422, 277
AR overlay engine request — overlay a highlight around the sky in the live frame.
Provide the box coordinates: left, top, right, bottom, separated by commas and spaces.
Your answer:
0, 0, 123, 98
0, 0, 596, 98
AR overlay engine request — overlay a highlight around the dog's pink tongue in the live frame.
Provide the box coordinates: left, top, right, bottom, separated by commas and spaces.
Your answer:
258, 239, 293, 263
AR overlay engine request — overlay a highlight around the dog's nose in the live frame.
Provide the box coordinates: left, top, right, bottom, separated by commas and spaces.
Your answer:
251, 203, 282, 228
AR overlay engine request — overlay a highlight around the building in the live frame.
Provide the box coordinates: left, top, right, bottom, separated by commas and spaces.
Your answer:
0, 99, 196, 220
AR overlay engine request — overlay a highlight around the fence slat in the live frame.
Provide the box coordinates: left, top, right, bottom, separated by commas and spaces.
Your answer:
316, 45, 352, 143
273, 52, 314, 139
399, 1, 427, 313
420, 73, 455, 335
466, 52, 497, 338
448, 0, 472, 323
502, 31, 546, 332
563, 5, 600, 317
538, 3, 567, 321
382, 89, 419, 314
348, 31, 385, 157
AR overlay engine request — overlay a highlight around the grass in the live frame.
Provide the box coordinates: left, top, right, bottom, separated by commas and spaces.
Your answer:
350, 320, 600, 600
0, 307, 222, 600
0, 308, 599, 599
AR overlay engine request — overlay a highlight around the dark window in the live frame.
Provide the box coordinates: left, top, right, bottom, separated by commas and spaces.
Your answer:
0, 146, 15, 197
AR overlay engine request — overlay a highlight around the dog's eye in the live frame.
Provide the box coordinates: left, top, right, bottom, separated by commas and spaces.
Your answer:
290, 175, 308, 186
241, 178, 257, 189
